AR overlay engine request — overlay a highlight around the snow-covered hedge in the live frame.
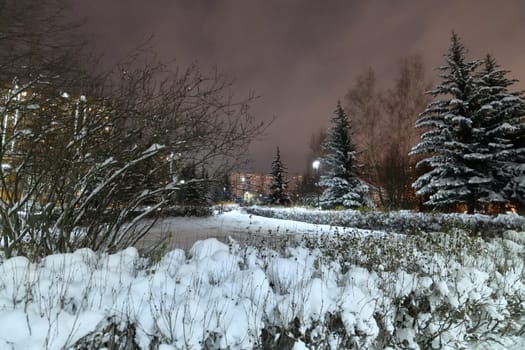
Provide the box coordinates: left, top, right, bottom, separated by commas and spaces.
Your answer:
245, 206, 525, 236
1, 230, 525, 349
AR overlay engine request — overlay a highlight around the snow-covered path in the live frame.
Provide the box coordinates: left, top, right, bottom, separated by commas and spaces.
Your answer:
139, 207, 389, 250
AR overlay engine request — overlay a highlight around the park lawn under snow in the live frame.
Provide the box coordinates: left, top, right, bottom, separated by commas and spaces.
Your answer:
1, 208, 525, 349
146, 207, 391, 239
140, 207, 392, 251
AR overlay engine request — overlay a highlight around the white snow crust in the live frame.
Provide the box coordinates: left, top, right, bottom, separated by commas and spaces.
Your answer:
0, 208, 524, 349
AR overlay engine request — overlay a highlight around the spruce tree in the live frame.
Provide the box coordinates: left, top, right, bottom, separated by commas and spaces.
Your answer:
268, 146, 291, 206
319, 101, 369, 209
410, 33, 482, 213
505, 118, 525, 207
507, 125, 525, 208
474, 54, 525, 208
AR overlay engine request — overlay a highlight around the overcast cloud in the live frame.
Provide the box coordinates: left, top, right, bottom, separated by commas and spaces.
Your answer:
71, 0, 525, 173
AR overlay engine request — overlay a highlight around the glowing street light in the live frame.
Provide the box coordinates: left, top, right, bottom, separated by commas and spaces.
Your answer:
312, 160, 321, 208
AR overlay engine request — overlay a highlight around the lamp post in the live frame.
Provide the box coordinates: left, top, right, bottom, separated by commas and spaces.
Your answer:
312, 160, 320, 209
241, 176, 246, 204
167, 152, 182, 183
167, 152, 174, 182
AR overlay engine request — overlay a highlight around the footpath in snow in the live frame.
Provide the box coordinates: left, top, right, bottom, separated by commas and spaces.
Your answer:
140, 207, 390, 250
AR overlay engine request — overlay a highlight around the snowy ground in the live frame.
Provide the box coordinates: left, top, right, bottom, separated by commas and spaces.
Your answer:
1, 207, 525, 349
139, 207, 391, 251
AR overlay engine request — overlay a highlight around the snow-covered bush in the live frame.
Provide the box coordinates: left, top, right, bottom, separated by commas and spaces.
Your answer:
0, 1, 265, 260
2, 226, 525, 349
298, 228, 525, 349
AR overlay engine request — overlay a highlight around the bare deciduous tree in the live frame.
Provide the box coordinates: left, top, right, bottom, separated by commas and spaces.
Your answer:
344, 56, 431, 209
0, 1, 265, 258
380, 55, 432, 209
345, 68, 384, 187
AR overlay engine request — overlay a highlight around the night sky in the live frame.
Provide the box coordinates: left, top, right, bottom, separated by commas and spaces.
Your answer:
71, 0, 525, 174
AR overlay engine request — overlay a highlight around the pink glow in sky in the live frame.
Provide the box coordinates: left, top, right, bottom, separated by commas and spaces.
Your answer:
71, 0, 525, 174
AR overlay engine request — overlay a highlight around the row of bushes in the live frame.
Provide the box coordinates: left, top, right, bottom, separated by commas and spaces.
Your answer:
245, 206, 525, 236
68, 229, 525, 348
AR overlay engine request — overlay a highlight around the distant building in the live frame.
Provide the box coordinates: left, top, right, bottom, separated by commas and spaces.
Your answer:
0, 84, 113, 202
229, 171, 303, 203
288, 174, 303, 195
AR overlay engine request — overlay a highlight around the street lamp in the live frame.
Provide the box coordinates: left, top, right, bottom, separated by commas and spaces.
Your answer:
167, 152, 182, 183
167, 152, 174, 182
312, 160, 321, 208
240, 176, 246, 203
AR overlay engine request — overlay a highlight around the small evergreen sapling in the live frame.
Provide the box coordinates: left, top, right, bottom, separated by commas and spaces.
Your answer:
268, 146, 291, 206
319, 102, 370, 209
